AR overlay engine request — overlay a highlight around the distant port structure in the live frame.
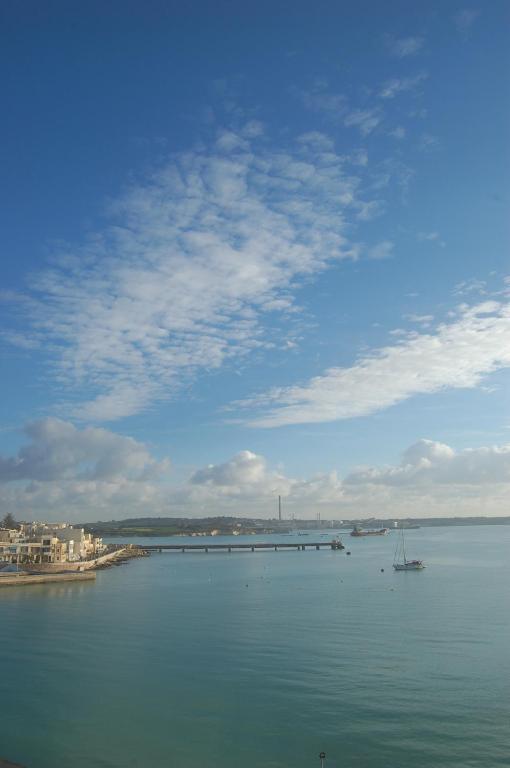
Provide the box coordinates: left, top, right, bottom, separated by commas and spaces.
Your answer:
142, 540, 345, 553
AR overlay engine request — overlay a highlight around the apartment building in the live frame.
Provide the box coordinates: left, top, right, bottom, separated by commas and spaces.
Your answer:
0, 522, 105, 565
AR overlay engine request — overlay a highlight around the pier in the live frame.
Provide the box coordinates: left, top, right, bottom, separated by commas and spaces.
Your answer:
141, 541, 344, 553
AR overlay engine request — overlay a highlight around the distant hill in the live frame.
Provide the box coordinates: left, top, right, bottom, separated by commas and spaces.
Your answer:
83, 515, 510, 537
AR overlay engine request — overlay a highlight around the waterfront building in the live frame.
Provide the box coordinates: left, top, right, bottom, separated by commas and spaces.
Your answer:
0, 522, 104, 565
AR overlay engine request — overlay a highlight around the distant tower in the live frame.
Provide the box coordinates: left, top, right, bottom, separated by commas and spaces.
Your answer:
278, 495, 282, 521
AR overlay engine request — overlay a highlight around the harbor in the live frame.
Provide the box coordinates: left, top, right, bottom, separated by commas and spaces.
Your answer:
2, 524, 508, 768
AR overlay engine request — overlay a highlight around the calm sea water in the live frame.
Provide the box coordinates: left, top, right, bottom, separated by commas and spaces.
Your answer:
1, 525, 509, 768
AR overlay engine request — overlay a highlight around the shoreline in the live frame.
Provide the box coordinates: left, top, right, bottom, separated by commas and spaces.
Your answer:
0, 571, 96, 587
0, 546, 148, 587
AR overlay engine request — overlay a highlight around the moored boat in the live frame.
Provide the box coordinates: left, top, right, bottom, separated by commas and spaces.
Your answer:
350, 526, 389, 537
393, 526, 425, 570
393, 560, 425, 571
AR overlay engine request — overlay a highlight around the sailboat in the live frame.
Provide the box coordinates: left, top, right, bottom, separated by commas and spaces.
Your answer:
393, 525, 425, 571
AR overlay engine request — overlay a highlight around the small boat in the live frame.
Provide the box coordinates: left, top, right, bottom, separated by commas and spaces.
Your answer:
393, 560, 425, 571
393, 526, 425, 570
350, 526, 389, 537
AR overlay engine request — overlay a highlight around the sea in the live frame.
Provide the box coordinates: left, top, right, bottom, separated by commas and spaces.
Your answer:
1, 525, 509, 768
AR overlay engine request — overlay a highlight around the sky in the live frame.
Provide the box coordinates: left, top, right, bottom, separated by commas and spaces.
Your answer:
0, 0, 509, 521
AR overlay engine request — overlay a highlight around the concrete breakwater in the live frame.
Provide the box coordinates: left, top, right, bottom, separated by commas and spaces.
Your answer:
0, 571, 96, 587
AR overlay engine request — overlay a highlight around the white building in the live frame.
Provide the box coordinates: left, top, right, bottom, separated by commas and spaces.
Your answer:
0, 522, 105, 565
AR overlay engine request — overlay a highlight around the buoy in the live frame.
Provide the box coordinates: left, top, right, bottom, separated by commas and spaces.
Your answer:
346, 551, 351, 555
381, 568, 384, 572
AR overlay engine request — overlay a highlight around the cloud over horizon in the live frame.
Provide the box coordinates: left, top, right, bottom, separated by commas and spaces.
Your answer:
1, 420, 509, 521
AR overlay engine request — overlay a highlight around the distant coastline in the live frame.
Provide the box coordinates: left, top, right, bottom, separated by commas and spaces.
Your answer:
84, 515, 510, 538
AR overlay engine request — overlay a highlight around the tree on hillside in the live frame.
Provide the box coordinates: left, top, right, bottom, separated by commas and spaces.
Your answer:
1, 512, 18, 530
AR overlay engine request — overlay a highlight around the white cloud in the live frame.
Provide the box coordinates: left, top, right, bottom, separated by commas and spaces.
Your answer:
344, 109, 381, 136
189, 450, 291, 500
387, 36, 424, 58
167, 440, 510, 518
2, 427, 509, 520
0, 418, 168, 482
186, 453, 345, 511
379, 73, 427, 99
345, 439, 510, 487
236, 296, 510, 427
0, 418, 171, 522
192, 450, 277, 488
13, 127, 380, 421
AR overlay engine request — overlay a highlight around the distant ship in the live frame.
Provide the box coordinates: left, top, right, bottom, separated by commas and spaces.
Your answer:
350, 526, 389, 537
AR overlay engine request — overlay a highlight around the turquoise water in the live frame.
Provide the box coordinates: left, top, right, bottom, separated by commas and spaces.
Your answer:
1, 525, 509, 768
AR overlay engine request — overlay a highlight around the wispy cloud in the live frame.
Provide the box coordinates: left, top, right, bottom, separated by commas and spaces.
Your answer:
297, 82, 383, 137
236, 296, 510, 427
403, 313, 434, 328
368, 241, 394, 260
293, 82, 346, 116
386, 36, 425, 58
419, 133, 440, 151
344, 109, 382, 136
10, 125, 383, 421
388, 126, 406, 140
454, 9, 480, 37
417, 231, 446, 247
453, 278, 487, 296
379, 72, 427, 100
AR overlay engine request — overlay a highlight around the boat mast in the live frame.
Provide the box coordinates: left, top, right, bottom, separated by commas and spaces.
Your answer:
394, 524, 406, 565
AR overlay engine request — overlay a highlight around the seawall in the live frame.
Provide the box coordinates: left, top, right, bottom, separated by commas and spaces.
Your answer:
0, 572, 96, 587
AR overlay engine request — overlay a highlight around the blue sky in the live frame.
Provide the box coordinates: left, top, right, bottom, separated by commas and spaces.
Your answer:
1, 1, 509, 520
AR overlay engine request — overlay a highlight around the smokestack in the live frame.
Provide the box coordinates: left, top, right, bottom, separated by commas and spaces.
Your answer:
278, 495, 282, 521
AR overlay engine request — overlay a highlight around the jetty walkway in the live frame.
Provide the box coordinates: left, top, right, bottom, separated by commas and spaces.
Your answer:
142, 541, 344, 553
